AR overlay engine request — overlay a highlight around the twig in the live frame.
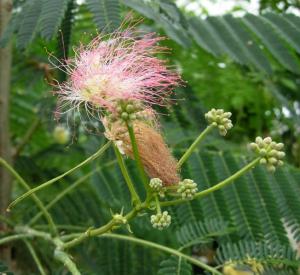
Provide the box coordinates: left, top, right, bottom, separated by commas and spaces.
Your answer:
24, 239, 47, 275
7, 141, 111, 210
13, 118, 40, 159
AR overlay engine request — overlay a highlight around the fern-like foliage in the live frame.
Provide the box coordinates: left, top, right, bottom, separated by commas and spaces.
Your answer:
16, 0, 42, 49
176, 218, 233, 248
158, 256, 192, 275
2, 0, 300, 75
39, 0, 71, 40
86, 0, 120, 32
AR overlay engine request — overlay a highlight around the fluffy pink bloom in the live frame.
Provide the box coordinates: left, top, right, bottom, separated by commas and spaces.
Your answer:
55, 26, 181, 116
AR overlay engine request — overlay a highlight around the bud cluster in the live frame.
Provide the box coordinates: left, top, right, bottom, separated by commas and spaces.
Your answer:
149, 178, 166, 198
249, 136, 285, 172
150, 211, 171, 230
205, 108, 233, 136
177, 179, 198, 199
108, 100, 143, 123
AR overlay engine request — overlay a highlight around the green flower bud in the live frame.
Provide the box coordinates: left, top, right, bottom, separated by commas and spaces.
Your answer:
121, 112, 129, 120
150, 211, 171, 230
126, 104, 135, 113
149, 178, 163, 191
177, 179, 198, 199
250, 136, 285, 172
53, 125, 70, 145
205, 108, 233, 136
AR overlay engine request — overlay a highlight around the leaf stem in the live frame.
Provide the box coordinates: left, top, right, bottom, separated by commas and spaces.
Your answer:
113, 144, 141, 205
24, 239, 47, 275
177, 125, 215, 168
7, 141, 111, 210
161, 158, 261, 207
0, 158, 58, 236
126, 122, 150, 196
28, 168, 100, 226
0, 234, 31, 245
100, 233, 223, 275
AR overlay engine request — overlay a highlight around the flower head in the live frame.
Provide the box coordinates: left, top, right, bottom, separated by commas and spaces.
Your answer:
150, 211, 171, 230
249, 136, 285, 172
205, 108, 233, 136
55, 26, 181, 117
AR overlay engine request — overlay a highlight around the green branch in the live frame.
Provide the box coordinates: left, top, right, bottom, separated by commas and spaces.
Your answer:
54, 249, 81, 275
0, 234, 31, 245
62, 207, 140, 250
161, 158, 261, 207
0, 158, 58, 236
113, 144, 141, 205
126, 123, 150, 196
177, 125, 215, 168
100, 233, 222, 275
7, 141, 111, 210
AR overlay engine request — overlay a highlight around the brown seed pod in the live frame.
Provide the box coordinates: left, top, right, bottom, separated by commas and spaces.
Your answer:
105, 119, 180, 186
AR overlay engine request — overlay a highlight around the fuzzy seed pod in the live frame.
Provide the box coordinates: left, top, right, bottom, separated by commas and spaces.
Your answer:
104, 119, 180, 185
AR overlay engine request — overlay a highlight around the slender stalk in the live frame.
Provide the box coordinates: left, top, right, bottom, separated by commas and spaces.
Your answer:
0, 158, 58, 236
113, 144, 141, 205
161, 158, 261, 207
126, 123, 150, 195
154, 195, 161, 214
100, 233, 222, 275
13, 118, 40, 158
177, 125, 215, 168
7, 141, 111, 210
15, 226, 52, 241
54, 249, 81, 275
24, 240, 47, 275
28, 168, 100, 225
0, 234, 31, 245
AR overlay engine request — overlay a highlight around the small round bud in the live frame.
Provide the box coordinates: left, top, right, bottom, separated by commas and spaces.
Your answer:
53, 125, 70, 144
277, 151, 285, 159
129, 114, 137, 120
259, 149, 267, 156
126, 104, 134, 113
150, 211, 171, 230
116, 106, 123, 113
249, 143, 258, 150
263, 137, 272, 144
276, 143, 284, 150
268, 157, 278, 165
260, 158, 267, 164
267, 165, 276, 173
121, 112, 129, 120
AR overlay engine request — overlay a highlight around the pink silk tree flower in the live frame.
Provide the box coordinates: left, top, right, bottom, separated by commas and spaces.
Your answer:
55, 26, 181, 116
